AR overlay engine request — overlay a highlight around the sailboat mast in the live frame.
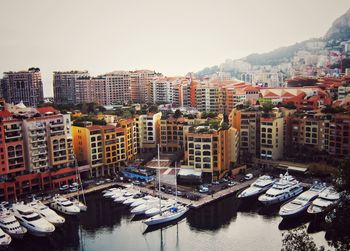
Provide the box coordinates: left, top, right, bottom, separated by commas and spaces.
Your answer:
175, 162, 177, 205
157, 144, 161, 213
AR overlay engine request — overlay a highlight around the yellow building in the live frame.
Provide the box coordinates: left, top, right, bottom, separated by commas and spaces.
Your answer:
118, 119, 138, 161
260, 109, 284, 160
72, 122, 120, 177
183, 125, 239, 180
229, 108, 261, 163
160, 117, 187, 152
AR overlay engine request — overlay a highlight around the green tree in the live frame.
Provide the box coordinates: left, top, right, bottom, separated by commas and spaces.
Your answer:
173, 109, 182, 119
281, 226, 325, 251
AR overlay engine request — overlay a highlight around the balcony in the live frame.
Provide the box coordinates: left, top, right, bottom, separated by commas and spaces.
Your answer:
5, 126, 21, 132
31, 137, 46, 143
32, 150, 47, 156
30, 144, 46, 150
5, 133, 22, 140
30, 131, 45, 136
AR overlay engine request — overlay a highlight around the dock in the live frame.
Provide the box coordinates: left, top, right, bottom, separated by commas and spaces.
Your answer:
45, 179, 312, 208
113, 179, 255, 209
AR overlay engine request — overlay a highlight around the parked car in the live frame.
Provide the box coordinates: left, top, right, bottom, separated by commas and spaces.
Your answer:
59, 184, 69, 191
228, 181, 237, 187
211, 180, 220, 185
173, 191, 184, 196
69, 187, 79, 193
132, 180, 141, 186
244, 173, 254, 180
199, 186, 209, 193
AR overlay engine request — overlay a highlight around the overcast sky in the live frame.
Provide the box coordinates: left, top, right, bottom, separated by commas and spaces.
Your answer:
0, 0, 349, 97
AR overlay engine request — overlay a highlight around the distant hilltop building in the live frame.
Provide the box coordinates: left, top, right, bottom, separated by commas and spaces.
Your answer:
1, 68, 44, 107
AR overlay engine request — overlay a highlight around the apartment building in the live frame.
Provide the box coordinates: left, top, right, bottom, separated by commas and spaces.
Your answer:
152, 78, 175, 104
130, 70, 157, 103
183, 125, 239, 180
118, 119, 138, 161
1, 68, 44, 107
159, 117, 187, 152
75, 76, 107, 105
53, 71, 90, 104
72, 123, 121, 177
0, 102, 77, 201
230, 108, 261, 163
324, 114, 350, 158
136, 112, 162, 152
105, 71, 131, 105
260, 109, 284, 160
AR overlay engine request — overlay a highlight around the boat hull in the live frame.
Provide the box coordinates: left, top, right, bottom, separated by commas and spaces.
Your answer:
259, 188, 303, 206
144, 208, 189, 226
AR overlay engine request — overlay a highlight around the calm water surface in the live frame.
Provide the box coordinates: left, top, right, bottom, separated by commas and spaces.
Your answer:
10, 192, 330, 251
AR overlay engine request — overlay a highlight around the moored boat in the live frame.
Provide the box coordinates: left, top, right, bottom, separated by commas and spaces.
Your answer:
237, 175, 276, 199
279, 182, 326, 218
258, 172, 303, 206
307, 186, 340, 215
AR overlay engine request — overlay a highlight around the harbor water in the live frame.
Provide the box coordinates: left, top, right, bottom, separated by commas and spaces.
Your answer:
9, 191, 330, 251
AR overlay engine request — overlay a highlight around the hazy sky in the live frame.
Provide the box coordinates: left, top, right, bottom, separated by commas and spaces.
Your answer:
0, 0, 349, 97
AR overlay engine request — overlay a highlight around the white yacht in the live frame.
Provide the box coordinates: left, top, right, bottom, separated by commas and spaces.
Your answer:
27, 199, 65, 225
123, 193, 144, 206
11, 203, 55, 237
130, 195, 156, 208
237, 175, 276, 198
279, 182, 327, 218
144, 200, 175, 217
0, 206, 27, 238
144, 160, 190, 226
258, 172, 303, 205
307, 186, 340, 215
102, 188, 121, 198
144, 204, 189, 226
131, 199, 161, 215
113, 190, 139, 203
0, 228, 11, 247
50, 195, 80, 215
71, 198, 87, 212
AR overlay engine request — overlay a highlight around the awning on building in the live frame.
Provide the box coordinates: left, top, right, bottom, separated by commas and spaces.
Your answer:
178, 169, 202, 177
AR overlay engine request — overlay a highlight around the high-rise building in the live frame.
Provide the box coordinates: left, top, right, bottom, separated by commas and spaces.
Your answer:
0, 101, 77, 201
104, 71, 131, 105
1, 68, 44, 107
130, 70, 157, 103
259, 109, 284, 160
230, 108, 261, 164
72, 123, 121, 177
183, 125, 239, 180
136, 112, 162, 152
53, 71, 90, 104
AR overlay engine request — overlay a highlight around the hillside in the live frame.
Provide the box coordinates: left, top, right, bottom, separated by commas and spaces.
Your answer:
196, 8, 350, 76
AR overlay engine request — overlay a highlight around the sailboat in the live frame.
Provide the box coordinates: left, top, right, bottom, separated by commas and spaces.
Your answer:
71, 157, 87, 211
144, 146, 189, 226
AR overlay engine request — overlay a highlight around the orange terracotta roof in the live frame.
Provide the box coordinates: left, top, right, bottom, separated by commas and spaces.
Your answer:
36, 107, 58, 114
0, 110, 13, 118
263, 91, 279, 97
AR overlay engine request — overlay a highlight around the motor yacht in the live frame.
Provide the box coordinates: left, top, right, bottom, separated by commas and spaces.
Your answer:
11, 203, 55, 237
113, 189, 139, 203
237, 175, 276, 198
122, 193, 144, 206
71, 198, 87, 212
130, 195, 156, 208
102, 188, 121, 198
131, 199, 161, 215
307, 186, 340, 215
279, 182, 327, 218
258, 172, 303, 205
27, 199, 65, 225
50, 195, 80, 215
0, 228, 11, 247
0, 206, 27, 238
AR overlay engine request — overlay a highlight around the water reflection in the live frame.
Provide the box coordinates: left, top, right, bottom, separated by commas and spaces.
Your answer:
187, 195, 239, 231
279, 214, 312, 230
